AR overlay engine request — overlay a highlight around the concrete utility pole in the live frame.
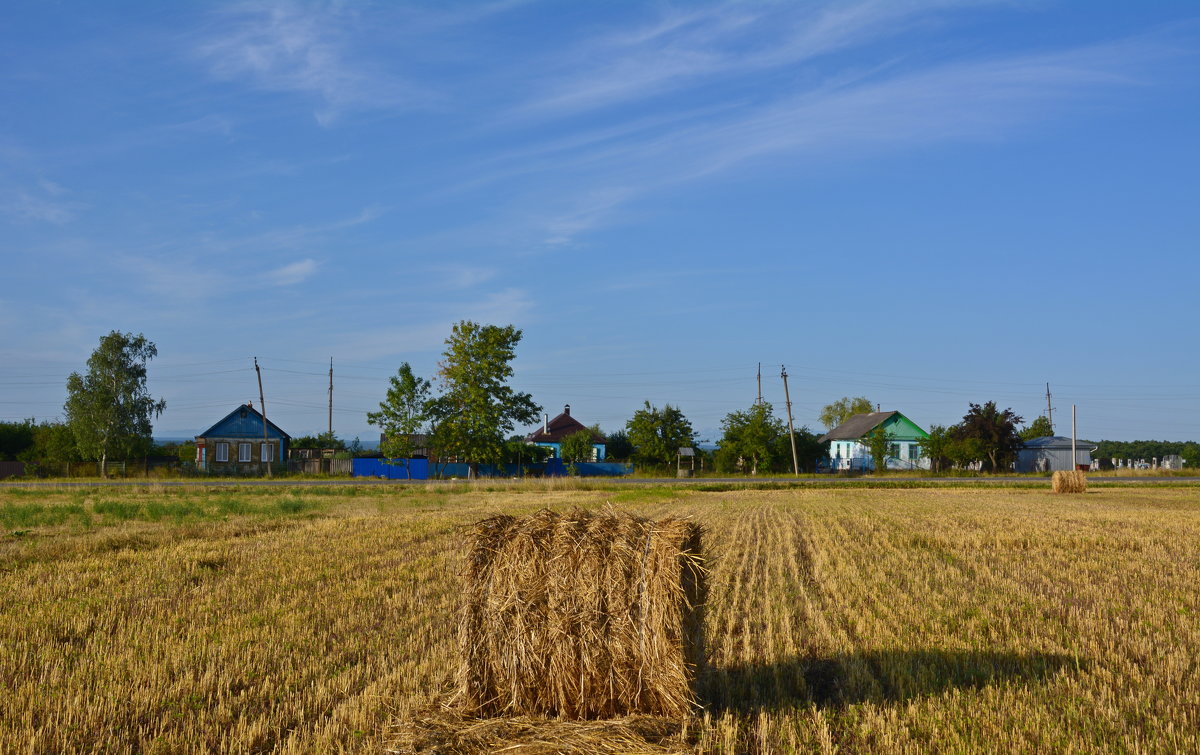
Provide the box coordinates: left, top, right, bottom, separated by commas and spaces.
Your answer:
756, 363, 762, 405
781, 365, 799, 477
1046, 383, 1054, 430
255, 357, 271, 478
1071, 404, 1077, 471
328, 357, 334, 436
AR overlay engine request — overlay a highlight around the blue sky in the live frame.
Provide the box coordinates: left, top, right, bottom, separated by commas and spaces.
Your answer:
2, 1, 1198, 444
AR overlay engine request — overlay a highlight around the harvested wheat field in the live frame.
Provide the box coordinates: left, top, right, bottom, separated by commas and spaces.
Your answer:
2, 481, 1199, 753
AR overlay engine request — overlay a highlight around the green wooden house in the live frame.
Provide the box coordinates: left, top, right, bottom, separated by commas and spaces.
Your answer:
818, 411, 929, 471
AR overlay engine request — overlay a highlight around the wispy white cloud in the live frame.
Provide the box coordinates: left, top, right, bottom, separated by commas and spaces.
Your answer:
476, 29, 1174, 246
2, 185, 84, 223
195, 2, 419, 125
514, 0, 998, 118
265, 258, 318, 286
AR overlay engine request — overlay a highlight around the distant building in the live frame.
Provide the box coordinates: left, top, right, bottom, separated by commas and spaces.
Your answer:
195, 403, 290, 475
1016, 436, 1098, 472
526, 404, 607, 461
818, 411, 930, 471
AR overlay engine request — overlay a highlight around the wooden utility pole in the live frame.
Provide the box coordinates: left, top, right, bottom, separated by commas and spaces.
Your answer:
328, 357, 334, 436
1046, 383, 1054, 430
781, 365, 799, 477
756, 363, 762, 405
255, 357, 272, 478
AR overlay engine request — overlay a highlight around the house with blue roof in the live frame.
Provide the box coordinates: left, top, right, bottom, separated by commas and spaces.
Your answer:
195, 403, 290, 474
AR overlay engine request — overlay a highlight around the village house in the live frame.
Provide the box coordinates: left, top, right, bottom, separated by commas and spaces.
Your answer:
819, 410, 930, 471
195, 403, 290, 475
526, 404, 607, 461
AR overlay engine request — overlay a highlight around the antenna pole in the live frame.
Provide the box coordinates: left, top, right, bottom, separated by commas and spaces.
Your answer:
328, 357, 334, 436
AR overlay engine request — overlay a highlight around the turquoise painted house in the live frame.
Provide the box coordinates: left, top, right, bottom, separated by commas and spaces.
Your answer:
195, 403, 290, 475
526, 404, 606, 461
818, 411, 929, 471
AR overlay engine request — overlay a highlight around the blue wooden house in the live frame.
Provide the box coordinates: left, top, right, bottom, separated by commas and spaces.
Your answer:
195, 403, 290, 474
526, 404, 606, 461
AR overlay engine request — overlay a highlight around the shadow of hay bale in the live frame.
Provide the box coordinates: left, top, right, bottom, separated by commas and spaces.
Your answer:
703, 650, 1082, 712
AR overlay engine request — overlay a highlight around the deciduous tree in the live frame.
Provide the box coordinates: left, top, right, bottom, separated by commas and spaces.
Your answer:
819, 396, 874, 431
604, 430, 634, 461
956, 402, 1023, 473
717, 402, 785, 475
864, 425, 890, 473
1019, 415, 1054, 441
626, 401, 694, 468
367, 362, 433, 477
434, 322, 540, 478
918, 424, 954, 473
64, 331, 165, 477
560, 429, 597, 474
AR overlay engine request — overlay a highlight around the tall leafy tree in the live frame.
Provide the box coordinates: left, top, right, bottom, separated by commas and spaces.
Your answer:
626, 401, 695, 467
64, 331, 165, 476
1019, 415, 1054, 441
367, 362, 433, 477
560, 429, 598, 474
819, 396, 874, 430
604, 430, 634, 460
918, 424, 954, 473
717, 402, 785, 475
864, 424, 891, 473
0, 420, 35, 461
956, 401, 1023, 473
773, 427, 829, 474
434, 321, 540, 478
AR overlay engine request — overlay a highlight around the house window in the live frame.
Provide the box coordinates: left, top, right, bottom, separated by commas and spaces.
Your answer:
215, 442, 229, 463
888, 443, 900, 458
238, 443, 251, 462
910, 444, 921, 459
261, 443, 271, 462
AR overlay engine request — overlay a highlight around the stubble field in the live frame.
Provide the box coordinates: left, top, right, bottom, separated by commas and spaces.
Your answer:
1, 482, 1198, 753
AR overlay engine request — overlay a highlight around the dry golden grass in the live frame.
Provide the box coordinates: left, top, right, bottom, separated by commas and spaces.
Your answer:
1052, 470, 1088, 494
2, 483, 1199, 753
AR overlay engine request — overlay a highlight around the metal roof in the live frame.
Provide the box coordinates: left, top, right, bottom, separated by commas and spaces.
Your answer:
1021, 435, 1098, 450
818, 411, 897, 442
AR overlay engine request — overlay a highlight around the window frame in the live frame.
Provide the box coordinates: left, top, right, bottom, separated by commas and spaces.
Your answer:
238, 442, 252, 462
260, 443, 271, 462
215, 442, 229, 463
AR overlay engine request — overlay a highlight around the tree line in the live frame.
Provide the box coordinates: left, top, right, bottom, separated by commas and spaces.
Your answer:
6, 327, 1197, 477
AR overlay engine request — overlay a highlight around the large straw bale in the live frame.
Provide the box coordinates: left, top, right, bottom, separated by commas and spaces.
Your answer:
457, 507, 706, 719
1052, 470, 1087, 494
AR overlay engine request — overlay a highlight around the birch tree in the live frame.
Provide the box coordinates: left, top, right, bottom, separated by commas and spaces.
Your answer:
64, 331, 165, 476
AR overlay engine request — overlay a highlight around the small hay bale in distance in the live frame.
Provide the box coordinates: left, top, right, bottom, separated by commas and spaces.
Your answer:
458, 507, 706, 720
1052, 470, 1087, 494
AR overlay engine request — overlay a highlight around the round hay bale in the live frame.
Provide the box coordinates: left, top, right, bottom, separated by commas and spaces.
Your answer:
1052, 470, 1087, 494
457, 507, 706, 719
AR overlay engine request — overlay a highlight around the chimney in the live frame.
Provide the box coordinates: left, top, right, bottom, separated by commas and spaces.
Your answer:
564, 403, 571, 416
876, 403, 881, 412
543, 414, 549, 434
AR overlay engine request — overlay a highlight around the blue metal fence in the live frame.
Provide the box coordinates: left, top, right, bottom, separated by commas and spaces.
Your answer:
350, 458, 633, 480
351, 458, 430, 480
